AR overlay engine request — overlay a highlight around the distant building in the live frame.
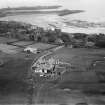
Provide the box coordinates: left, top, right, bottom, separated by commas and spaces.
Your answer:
55, 38, 63, 44
31, 56, 71, 77
54, 28, 62, 37
85, 41, 95, 48
24, 47, 38, 54
30, 25, 38, 30
30, 27, 45, 41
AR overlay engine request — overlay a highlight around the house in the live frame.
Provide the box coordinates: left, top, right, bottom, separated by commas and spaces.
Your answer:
54, 28, 62, 37
31, 57, 56, 76
30, 27, 44, 41
85, 41, 95, 48
31, 56, 71, 77
24, 47, 38, 54
55, 38, 63, 44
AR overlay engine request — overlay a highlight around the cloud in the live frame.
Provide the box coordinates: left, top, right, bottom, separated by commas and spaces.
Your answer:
0, 0, 105, 12
0, 0, 58, 8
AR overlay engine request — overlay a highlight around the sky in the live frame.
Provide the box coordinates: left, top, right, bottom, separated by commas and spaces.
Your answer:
0, 0, 58, 8
0, 0, 104, 9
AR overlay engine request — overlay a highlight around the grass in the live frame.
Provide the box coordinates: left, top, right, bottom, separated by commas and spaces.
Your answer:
0, 47, 105, 104
50, 48, 105, 96
0, 52, 34, 104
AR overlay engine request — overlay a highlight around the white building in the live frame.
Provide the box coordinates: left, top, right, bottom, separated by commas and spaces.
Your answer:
24, 47, 38, 54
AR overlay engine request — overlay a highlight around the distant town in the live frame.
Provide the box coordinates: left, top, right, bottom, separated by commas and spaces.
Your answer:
0, 20, 105, 49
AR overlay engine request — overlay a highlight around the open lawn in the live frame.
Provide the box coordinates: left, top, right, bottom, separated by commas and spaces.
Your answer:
0, 51, 35, 104
0, 37, 19, 44
12, 40, 34, 47
28, 43, 57, 51
0, 44, 21, 54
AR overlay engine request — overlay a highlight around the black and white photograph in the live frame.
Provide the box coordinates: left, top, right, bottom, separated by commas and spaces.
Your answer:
0, 0, 105, 105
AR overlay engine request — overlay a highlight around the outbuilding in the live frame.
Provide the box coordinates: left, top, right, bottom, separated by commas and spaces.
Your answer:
24, 47, 38, 54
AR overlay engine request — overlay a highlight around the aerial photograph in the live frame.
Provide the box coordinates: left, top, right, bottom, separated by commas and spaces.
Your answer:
0, 0, 105, 105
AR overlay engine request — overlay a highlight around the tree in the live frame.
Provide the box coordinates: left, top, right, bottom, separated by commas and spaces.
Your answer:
60, 33, 72, 47
73, 33, 87, 39
95, 34, 105, 48
44, 31, 57, 43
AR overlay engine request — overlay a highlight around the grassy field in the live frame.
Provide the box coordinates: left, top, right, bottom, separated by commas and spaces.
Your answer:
0, 37, 19, 44
0, 47, 105, 104
12, 40, 34, 47
28, 43, 57, 51
0, 51, 35, 104
38, 47, 105, 104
